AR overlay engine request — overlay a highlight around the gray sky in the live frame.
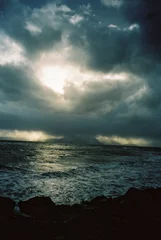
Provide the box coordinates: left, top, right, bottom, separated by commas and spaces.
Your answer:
0, 0, 161, 146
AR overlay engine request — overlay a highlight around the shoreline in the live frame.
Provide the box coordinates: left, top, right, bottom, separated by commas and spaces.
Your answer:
1, 187, 161, 239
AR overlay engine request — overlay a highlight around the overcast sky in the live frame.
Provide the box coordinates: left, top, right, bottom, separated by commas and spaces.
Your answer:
0, 0, 161, 146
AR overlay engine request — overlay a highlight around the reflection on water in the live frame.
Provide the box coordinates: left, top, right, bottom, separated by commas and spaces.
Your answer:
0, 142, 161, 204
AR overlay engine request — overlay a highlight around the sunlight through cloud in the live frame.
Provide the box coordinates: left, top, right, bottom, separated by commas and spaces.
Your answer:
0, 33, 25, 66
40, 65, 68, 94
0, 130, 62, 142
97, 135, 150, 146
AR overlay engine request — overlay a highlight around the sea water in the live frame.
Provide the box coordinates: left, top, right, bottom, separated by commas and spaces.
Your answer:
0, 141, 161, 204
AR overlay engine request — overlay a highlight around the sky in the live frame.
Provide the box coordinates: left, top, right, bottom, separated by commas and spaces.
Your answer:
0, 0, 161, 146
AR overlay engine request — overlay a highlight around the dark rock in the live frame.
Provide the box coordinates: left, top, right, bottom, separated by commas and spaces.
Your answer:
66, 210, 99, 240
55, 205, 73, 221
72, 203, 86, 211
124, 187, 151, 206
119, 187, 161, 218
144, 187, 161, 203
18, 196, 56, 218
3, 187, 161, 239
0, 196, 15, 218
55, 204, 87, 222
125, 187, 140, 196
88, 196, 107, 207
143, 188, 161, 216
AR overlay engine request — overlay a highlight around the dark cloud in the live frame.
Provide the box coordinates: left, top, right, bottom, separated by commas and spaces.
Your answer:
87, 27, 140, 72
1, 3, 62, 57
19, 0, 52, 8
122, 0, 161, 58
0, 0, 10, 12
0, 65, 35, 102
0, 64, 62, 113
63, 73, 141, 115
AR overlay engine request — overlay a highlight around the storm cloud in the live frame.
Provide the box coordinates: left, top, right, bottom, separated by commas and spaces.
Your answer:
0, 0, 161, 146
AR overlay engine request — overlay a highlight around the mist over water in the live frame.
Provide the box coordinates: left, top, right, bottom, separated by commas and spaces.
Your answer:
0, 141, 161, 204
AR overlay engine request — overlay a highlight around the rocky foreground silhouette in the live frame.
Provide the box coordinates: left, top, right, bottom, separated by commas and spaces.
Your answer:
1, 187, 161, 239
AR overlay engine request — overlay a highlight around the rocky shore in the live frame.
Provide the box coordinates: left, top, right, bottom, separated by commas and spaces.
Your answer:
1, 187, 161, 239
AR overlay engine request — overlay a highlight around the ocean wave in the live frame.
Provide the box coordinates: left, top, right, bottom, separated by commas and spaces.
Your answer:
1, 142, 161, 205
0, 164, 14, 171
0, 164, 31, 173
40, 165, 100, 179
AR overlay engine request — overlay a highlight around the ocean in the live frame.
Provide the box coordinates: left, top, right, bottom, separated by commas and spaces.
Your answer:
0, 141, 161, 204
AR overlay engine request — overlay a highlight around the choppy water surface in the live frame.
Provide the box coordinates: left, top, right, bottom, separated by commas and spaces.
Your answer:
0, 141, 161, 204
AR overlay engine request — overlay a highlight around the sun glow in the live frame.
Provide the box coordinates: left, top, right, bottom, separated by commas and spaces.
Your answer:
36, 61, 131, 96
40, 66, 68, 94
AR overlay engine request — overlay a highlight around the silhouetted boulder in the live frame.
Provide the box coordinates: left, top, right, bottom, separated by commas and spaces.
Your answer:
66, 209, 99, 240
54, 205, 73, 221
3, 187, 161, 239
124, 187, 150, 204
88, 196, 107, 207
120, 187, 161, 217
145, 187, 161, 203
0, 196, 15, 218
72, 203, 86, 211
18, 196, 56, 218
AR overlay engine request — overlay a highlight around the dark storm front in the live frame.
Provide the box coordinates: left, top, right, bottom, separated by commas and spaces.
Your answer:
0, 141, 161, 204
